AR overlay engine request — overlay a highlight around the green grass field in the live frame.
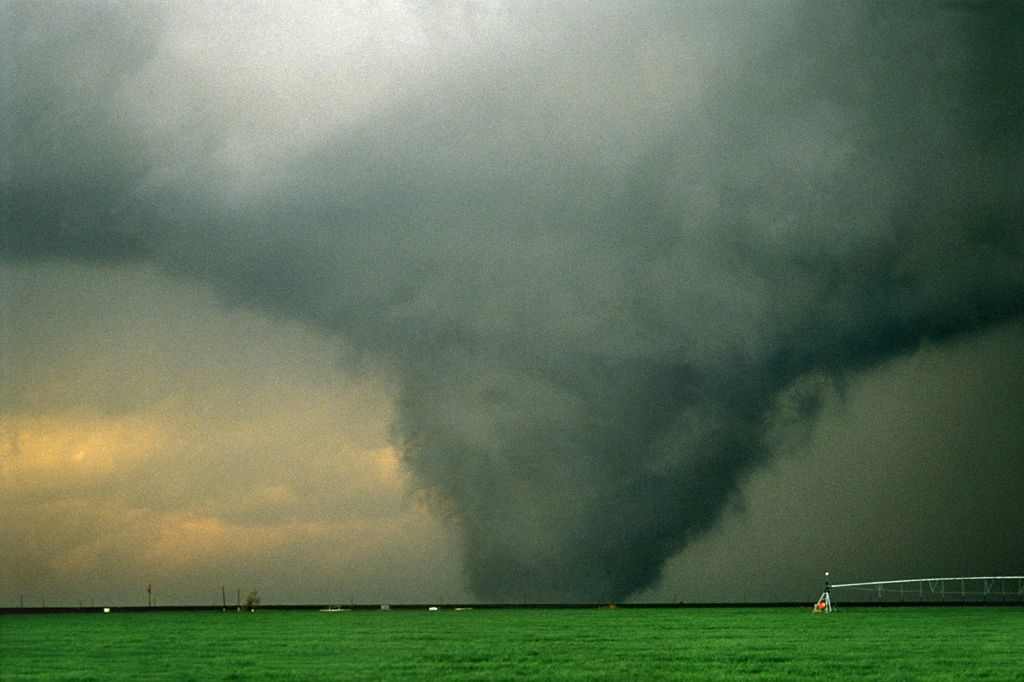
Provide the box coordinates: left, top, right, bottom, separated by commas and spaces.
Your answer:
2, 607, 1021, 680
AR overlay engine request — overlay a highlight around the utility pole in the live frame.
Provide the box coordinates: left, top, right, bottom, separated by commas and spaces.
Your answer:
148, 584, 152, 608
222, 585, 227, 610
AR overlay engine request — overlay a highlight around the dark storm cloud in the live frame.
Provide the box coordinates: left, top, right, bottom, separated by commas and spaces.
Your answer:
2, 3, 161, 263
4, 2, 1022, 600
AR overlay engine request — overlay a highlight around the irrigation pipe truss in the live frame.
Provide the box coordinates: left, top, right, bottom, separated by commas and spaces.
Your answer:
830, 576, 1024, 589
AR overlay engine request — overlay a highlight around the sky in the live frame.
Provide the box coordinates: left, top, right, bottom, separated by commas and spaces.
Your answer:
2, 1, 1022, 606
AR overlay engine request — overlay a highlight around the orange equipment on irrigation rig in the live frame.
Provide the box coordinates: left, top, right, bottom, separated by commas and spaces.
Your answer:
812, 571, 834, 613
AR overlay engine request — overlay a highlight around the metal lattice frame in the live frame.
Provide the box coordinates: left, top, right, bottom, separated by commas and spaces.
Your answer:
817, 576, 1024, 610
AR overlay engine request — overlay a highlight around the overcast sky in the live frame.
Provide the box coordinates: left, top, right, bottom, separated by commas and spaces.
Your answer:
2, 1, 1022, 606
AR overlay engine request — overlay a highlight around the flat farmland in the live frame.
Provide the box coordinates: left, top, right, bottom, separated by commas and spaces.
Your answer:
1, 607, 1021, 680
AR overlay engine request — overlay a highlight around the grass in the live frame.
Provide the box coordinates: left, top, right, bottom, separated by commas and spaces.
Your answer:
1, 607, 1022, 680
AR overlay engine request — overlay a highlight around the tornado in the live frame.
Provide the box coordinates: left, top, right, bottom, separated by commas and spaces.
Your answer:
4, 1, 1022, 600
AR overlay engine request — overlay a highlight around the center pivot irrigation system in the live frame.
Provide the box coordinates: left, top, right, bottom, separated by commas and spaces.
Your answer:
813, 573, 1024, 612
